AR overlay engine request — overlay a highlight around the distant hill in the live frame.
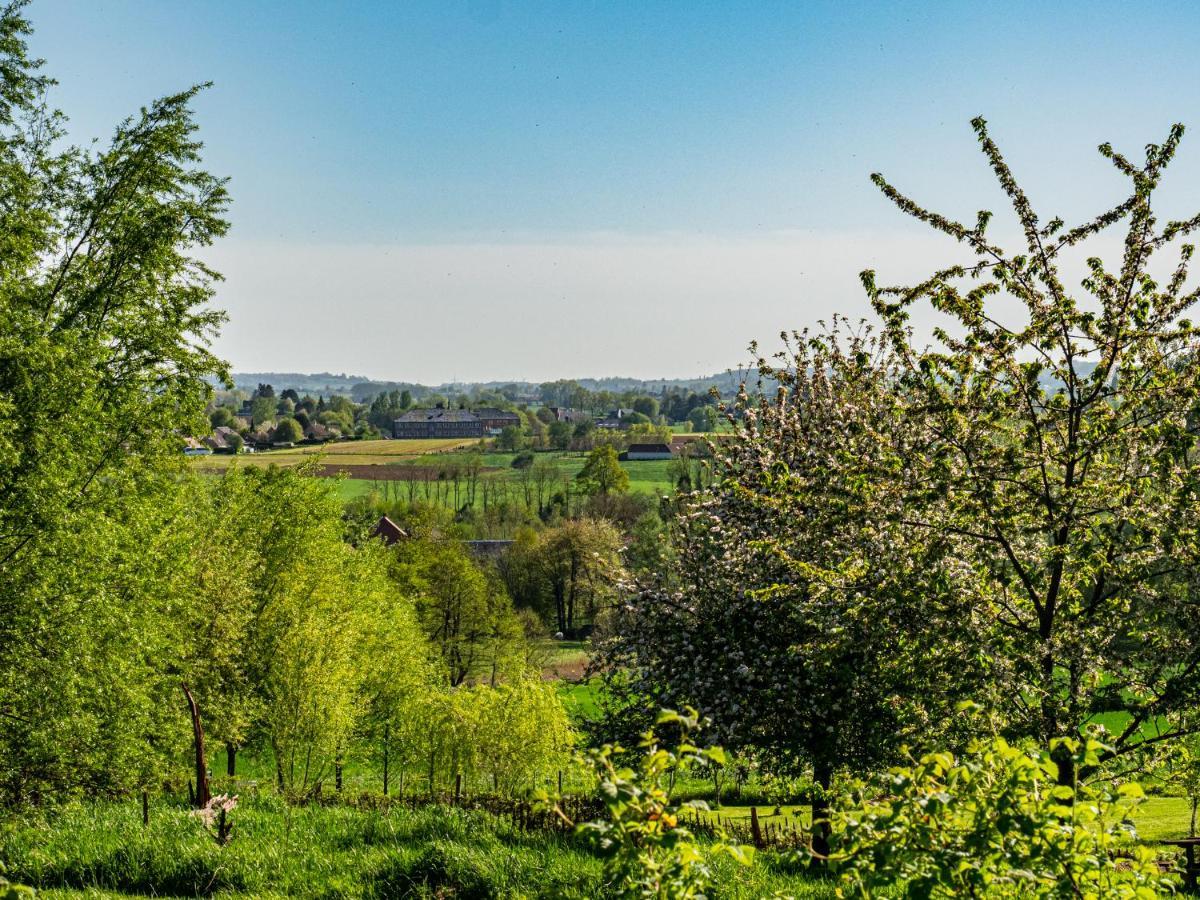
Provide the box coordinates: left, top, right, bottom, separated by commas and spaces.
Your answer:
226, 369, 758, 401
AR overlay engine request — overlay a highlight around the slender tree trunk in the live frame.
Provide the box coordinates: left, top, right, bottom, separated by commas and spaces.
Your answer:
181, 682, 210, 809
383, 724, 390, 796
226, 742, 237, 777
566, 555, 579, 634
811, 758, 833, 860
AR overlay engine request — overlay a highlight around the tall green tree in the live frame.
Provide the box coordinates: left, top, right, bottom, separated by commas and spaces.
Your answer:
575, 445, 629, 497
537, 518, 623, 636
0, 4, 229, 803
390, 536, 528, 686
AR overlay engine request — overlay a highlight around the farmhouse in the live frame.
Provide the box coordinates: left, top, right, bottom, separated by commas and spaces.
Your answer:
393, 407, 519, 439
394, 408, 481, 439
473, 408, 521, 434
622, 442, 674, 461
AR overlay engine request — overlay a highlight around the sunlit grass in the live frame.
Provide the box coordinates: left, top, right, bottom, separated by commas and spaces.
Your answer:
4, 794, 831, 899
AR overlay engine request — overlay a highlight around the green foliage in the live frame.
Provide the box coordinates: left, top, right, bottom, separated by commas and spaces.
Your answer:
497, 424, 526, 452
271, 417, 303, 443
686, 406, 718, 433
567, 708, 753, 900
209, 406, 236, 428
389, 534, 529, 686
576, 445, 630, 496
831, 732, 1173, 898
409, 676, 576, 798
632, 397, 659, 420
249, 394, 275, 427
499, 517, 624, 635
0, 1, 231, 802
548, 421, 573, 450
602, 322, 973, 841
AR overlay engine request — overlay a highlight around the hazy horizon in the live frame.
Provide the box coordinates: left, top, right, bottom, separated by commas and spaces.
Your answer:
29, 0, 1200, 381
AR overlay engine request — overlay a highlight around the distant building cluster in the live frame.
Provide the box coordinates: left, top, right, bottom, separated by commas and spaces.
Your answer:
393, 407, 521, 439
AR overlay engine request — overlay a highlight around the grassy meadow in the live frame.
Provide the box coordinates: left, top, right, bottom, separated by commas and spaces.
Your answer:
0, 795, 833, 899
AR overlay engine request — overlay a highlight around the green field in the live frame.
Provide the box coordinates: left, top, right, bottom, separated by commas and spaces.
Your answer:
193, 443, 678, 506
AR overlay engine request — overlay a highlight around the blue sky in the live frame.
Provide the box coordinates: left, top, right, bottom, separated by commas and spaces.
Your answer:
27, 1, 1200, 381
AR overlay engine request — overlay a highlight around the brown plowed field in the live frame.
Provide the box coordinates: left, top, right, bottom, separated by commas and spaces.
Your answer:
311, 463, 503, 481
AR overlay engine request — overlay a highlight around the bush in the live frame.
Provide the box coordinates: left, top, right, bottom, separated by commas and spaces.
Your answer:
829, 730, 1173, 898
561, 708, 753, 900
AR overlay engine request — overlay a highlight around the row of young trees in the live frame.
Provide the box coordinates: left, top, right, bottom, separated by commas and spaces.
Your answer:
0, 6, 571, 806
602, 118, 1200, 844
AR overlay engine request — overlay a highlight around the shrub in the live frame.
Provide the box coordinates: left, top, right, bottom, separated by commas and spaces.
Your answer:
829, 731, 1172, 898
560, 708, 753, 900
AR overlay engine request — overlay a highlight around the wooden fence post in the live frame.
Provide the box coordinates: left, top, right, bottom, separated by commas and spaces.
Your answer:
750, 806, 763, 850
454, 772, 462, 806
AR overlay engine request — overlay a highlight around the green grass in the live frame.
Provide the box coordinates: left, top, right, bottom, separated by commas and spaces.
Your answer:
339, 450, 677, 510
198, 445, 678, 510
556, 678, 604, 722
1132, 795, 1196, 843
696, 797, 1195, 845
534, 638, 589, 673
1, 795, 831, 899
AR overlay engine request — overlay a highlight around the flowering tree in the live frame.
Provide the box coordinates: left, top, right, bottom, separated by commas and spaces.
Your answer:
599, 322, 976, 851
864, 119, 1200, 777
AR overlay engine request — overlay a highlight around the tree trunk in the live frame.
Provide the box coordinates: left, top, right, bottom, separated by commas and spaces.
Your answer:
181, 682, 210, 809
811, 758, 833, 860
272, 739, 285, 792
226, 742, 237, 777
383, 724, 390, 797
1053, 743, 1076, 791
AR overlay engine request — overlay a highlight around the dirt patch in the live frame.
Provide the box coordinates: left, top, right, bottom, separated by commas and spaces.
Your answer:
541, 657, 589, 681
312, 463, 503, 481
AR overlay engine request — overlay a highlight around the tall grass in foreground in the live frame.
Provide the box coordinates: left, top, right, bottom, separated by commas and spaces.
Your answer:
0, 794, 831, 899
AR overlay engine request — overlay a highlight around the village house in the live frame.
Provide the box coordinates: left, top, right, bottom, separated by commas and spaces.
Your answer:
547, 407, 590, 423
370, 515, 408, 546
202, 425, 242, 453
596, 407, 638, 430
